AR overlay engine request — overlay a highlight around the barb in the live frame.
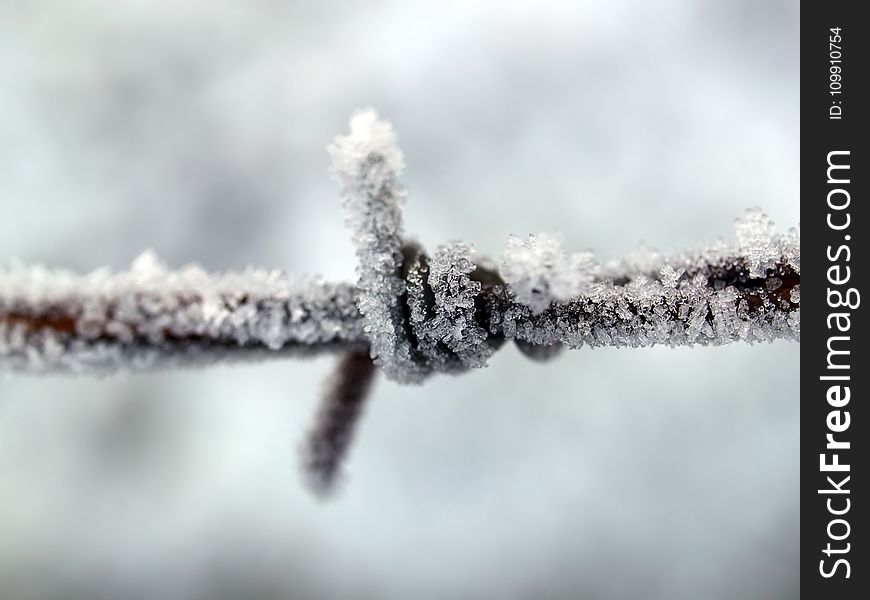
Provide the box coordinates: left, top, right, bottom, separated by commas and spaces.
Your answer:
300, 351, 377, 496
1, 109, 799, 496
328, 108, 423, 383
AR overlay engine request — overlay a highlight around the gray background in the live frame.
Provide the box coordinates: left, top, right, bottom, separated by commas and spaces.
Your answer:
1, 1, 799, 598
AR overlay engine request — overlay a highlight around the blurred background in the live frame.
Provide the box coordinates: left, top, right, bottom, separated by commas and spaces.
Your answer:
1, 1, 799, 598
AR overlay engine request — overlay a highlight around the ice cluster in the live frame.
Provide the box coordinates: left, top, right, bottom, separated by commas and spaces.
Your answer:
736, 207, 784, 278
421, 243, 492, 369
0, 250, 365, 373
496, 207, 800, 351
500, 232, 597, 314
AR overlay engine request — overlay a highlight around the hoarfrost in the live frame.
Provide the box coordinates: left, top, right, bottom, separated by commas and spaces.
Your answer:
659, 265, 684, 289
329, 108, 423, 383
709, 287, 739, 339
0, 252, 365, 374
424, 242, 492, 369
624, 243, 662, 275
781, 224, 800, 272
1, 110, 800, 380
500, 232, 597, 315
735, 207, 779, 278
496, 208, 799, 352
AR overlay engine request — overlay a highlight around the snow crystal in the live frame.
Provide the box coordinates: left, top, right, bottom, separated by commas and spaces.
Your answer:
781, 224, 800, 273
659, 265, 684, 289
329, 108, 405, 188
422, 242, 492, 370
624, 243, 662, 275
735, 207, 779, 278
709, 287, 739, 339
500, 231, 597, 315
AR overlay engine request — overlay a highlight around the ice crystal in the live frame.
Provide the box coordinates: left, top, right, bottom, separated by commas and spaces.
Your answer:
735, 207, 779, 278
424, 242, 492, 369
781, 224, 801, 273
500, 232, 597, 315
624, 243, 663, 275
659, 264, 684, 289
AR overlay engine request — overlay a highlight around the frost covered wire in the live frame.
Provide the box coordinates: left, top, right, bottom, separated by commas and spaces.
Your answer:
328, 109, 425, 383
1, 109, 799, 498
1, 109, 800, 381
0, 250, 366, 374
495, 208, 800, 351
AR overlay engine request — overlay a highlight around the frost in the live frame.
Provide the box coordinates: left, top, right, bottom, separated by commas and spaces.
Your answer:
500, 232, 597, 314
1, 109, 800, 380
781, 224, 800, 273
735, 207, 779, 278
765, 277, 782, 292
0, 252, 365, 374
329, 108, 422, 383
684, 299, 709, 343
328, 108, 405, 188
423, 242, 492, 369
496, 207, 800, 352
659, 264, 684, 289
624, 243, 662, 275
709, 287, 739, 339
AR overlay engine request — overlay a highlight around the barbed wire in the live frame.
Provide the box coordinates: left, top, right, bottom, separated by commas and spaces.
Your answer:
0, 109, 800, 495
